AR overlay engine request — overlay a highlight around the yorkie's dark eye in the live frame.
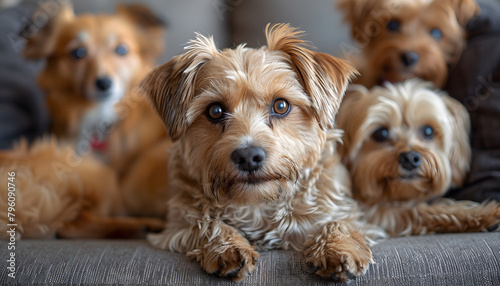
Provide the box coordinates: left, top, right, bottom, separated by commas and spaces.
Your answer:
271, 98, 291, 117
70, 47, 86, 59
115, 44, 128, 56
372, 127, 390, 142
207, 104, 225, 122
430, 28, 442, 40
421, 125, 434, 140
387, 20, 401, 32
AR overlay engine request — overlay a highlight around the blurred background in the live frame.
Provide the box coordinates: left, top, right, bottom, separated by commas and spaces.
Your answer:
69, 0, 354, 62
0, 0, 354, 62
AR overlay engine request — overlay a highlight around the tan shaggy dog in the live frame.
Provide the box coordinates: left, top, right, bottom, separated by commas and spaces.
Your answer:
0, 1, 169, 239
140, 23, 384, 282
336, 79, 500, 237
22, 1, 172, 218
0, 139, 163, 239
337, 0, 480, 88
22, 0, 167, 177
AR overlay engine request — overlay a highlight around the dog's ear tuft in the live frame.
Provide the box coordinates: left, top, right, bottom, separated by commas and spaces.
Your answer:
117, 4, 167, 60
447, 0, 481, 27
441, 93, 471, 187
22, 0, 74, 59
266, 23, 358, 130
140, 34, 218, 141
337, 0, 378, 43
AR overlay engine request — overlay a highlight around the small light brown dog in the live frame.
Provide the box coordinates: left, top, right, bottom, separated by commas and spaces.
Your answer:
337, 79, 500, 237
0, 139, 163, 239
141, 23, 381, 282
337, 0, 480, 88
23, 0, 167, 175
0, 1, 168, 239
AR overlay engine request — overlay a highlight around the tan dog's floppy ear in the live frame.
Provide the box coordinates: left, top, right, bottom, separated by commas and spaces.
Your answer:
337, 0, 378, 43
266, 23, 358, 131
446, 0, 481, 27
440, 93, 472, 187
117, 4, 166, 60
140, 34, 218, 141
22, 0, 74, 59
335, 85, 371, 165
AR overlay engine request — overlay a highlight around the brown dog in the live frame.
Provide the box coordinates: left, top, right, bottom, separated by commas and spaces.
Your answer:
0, 1, 168, 239
140, 23, 383, 282
338, 0, 480, 88
0, 139, 165, 239
337, 79, 500, 236
22, 0, 167, 174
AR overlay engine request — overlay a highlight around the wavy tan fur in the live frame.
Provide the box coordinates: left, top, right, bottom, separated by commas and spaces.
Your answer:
337, 0, 480, 88
141, 23, 382, 282
337, 79, 500, 237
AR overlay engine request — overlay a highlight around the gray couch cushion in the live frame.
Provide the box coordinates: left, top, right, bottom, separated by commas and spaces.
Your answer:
0, 3, 49, 150
2, 232, 499, 285
230, 0, 353, 57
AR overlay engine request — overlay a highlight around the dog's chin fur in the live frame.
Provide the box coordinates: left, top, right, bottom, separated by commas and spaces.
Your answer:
337, 0, 480, 88
337, 79, 500, 236
141, 24, 385, 282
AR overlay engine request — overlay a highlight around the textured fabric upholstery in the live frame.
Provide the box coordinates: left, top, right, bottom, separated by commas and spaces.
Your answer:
2, 232, 499, 285
445, 0, 500, 203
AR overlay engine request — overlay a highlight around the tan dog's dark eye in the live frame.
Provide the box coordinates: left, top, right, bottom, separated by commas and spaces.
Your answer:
70, 47, 86, 59
272, 99, 290, 116
207, 104, 225, 122
115, 44, 128, 56
421, 125, 434, 140
372, 127, 389, 142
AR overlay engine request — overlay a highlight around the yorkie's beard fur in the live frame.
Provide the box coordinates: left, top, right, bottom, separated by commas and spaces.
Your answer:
338, 0, 480, 88
140, 24, 386, 282
337, 79, 500, 236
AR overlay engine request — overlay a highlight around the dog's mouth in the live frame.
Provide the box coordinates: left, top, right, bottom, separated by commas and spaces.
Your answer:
398, 174, 420, 181
234, 173, 286, 185
377, 66, 417, 86
382, 172, 425, 183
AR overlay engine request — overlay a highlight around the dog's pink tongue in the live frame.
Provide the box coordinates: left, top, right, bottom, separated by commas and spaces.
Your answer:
90, 135, 108, 151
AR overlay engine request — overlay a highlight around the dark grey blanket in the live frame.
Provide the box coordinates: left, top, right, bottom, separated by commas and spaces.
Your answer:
446, 0, 500, 203
0, 2, 48, 150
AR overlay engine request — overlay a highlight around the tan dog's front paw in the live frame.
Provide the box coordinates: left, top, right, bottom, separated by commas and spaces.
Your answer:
305, 222, 373, 282
189, 239, 259, 282
311, 248, 372, 282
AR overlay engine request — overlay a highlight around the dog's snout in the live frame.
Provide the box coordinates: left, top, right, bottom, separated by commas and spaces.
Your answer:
399, 151, 421, 171
401, 52, 419, 67
231, 147, 266, 173
95, 77, 113, 92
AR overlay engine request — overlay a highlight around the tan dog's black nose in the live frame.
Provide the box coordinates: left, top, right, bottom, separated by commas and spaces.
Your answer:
96, 77, 113, 91
401, 52, 419, 67
231, 147, 265, 172
399, 151, 421, 171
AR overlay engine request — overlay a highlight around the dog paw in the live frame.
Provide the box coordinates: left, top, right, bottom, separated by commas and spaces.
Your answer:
189, 242, 259, 281
304, 222, 373, 282
313, 250, 372, 282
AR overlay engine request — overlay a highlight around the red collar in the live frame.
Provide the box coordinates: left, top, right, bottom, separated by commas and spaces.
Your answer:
90, 135, 108, 151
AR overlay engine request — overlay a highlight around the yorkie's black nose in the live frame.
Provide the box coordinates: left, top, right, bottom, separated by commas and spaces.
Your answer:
401, 51, 420, 67
231, 146, 266, 173
399, 151, 421, 171
95, 77, 113, 92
